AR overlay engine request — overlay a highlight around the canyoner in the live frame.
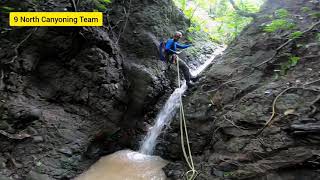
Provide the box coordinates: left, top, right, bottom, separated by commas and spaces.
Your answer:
159, 31, 198, 87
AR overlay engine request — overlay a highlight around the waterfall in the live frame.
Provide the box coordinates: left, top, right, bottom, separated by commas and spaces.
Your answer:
139, 46, 225, 155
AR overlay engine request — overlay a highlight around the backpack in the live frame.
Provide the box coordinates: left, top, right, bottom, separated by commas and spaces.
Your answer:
159, 39, 176, 63
159, 41, 166, 62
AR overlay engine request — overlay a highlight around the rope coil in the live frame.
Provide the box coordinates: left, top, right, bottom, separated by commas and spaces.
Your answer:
176, 58, 198, 180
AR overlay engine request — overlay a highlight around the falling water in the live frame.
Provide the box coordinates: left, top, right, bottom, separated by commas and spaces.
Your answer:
139, 82, 188, 154
139, 46, 225, 155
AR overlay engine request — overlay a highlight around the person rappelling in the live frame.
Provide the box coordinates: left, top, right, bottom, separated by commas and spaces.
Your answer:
160, 31, 198, 87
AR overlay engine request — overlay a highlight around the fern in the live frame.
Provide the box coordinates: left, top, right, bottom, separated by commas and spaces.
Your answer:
264, 19, 296, 33
289, 31, 303, 39
301, 7, 311, 13
289, 56, 300, 66
239, 1, 259, 13
311, 12, 320, 19
81, 0, 111, 12
275, 9, 289, 19
280, 56, 300, 75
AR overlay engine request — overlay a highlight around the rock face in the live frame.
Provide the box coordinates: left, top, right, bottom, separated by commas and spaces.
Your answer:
0, 24, 128, 178
161, 0, 320, 179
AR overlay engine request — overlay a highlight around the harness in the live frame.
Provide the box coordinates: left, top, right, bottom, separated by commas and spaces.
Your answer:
159, 40, 177, 64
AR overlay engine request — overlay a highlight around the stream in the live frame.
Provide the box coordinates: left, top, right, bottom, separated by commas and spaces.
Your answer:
76, 46, 225, 180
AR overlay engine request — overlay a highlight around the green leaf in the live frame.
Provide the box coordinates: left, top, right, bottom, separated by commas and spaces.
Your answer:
317, 33, 320, 42
0, 6, 14, 13
311, 12, 320, 19
289, 56, 300, 67
96, 4, 107, 11
275, 9, 290, 19
290, 31, 303, 39
301, 7, 311, 13
264, 19, 296, 33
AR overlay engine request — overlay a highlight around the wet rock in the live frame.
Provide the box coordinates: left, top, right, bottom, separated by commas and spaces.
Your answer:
13, 108, 42, 122
163, 162, 185, 179
276, 93, 303, 110
0, 121, 9, 130
0, 175, 9, 180
58, 147, 73, 157
1, 2, 127, 179
217, 161, 239, 171
26, 171, 52, 180
212, 169, 224, 177
32, 136, 44, 143
0, 157, 6, 169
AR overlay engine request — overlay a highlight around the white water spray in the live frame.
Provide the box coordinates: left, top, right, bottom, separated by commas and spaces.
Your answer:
139, 82, 188, 154
140, 46, 225, 155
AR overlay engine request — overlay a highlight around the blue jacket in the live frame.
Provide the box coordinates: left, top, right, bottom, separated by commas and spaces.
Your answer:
165, 39, 191, 54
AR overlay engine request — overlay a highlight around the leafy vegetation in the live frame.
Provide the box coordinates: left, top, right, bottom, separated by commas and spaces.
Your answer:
264, 19, 295, 32
0, 6, 14, 13
311, 12, 320, 19
223, 171, 235, 177
275, 9, 289, 18
263, 8, 296, 33
80, 0, 111, 12
301, 6, 320, 20
173, 0, 264, 44
289, 31, 303, 39
317, 33, 320, 42
301, 7, 311, 13
280, 56, 300, 75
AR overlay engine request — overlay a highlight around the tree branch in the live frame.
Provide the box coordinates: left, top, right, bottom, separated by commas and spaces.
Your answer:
70, 0, 77, 12
0, 69, 4, 91
116, 0, 132, 44
229, 0, 257, 18
8, 27, 38, 64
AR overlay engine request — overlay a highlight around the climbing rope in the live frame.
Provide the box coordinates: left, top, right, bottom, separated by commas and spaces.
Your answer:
176, 57, 198, 180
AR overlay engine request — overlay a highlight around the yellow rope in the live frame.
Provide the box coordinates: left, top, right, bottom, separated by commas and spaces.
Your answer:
176, 58, 198, 180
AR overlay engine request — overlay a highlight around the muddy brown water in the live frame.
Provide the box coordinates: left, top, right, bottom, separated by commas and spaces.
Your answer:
76, 150, 168, 180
